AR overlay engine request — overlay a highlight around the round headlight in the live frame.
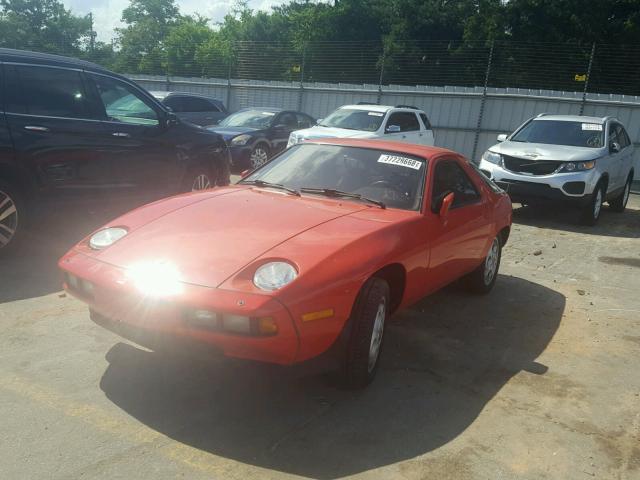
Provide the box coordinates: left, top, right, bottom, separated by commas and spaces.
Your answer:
253, 262, 298, 291
89, 227, 128, 250
564, 162, 576, 172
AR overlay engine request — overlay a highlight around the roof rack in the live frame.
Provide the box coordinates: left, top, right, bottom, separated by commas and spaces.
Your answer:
396, 105, 419, 110
357, 101, 379, 105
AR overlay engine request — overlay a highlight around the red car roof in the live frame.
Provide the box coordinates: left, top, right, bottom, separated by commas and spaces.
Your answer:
305, 138, 461, 160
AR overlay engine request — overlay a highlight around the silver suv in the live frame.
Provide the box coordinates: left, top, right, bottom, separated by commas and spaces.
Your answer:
478, 114, 635, 225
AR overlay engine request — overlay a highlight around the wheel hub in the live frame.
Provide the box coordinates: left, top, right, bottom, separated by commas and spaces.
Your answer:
368, 298, 386, 373
250, 148, 268, 169
0, 189, 18, 248
484, 238, 499, 285
192, 174, 211, 191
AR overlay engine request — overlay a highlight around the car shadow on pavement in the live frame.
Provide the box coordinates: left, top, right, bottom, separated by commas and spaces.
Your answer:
99, 274, 564, 479
512, 201, 640, 238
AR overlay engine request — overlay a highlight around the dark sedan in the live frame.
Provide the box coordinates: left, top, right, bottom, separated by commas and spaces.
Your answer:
208, 108, 316, 170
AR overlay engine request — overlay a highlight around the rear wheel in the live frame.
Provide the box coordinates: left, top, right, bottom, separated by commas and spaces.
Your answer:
581, 182, 605, 225
0, 180, 25, 256
609, 175, 632, 213
343, 278, 390, 388
466, 236, 501, 294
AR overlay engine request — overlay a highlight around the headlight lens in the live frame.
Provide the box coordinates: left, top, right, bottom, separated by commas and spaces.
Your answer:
482, 150, 501, 164
230, 134, 251, 146
560, 160, 596, 172
287, 133, 298, 148
253, 261, 298, 291
89, 227, 128, 250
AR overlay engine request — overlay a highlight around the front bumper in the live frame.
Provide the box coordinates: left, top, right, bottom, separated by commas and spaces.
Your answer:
59, 251, 299, 365
479, 159, 597, 205
227, 145, 253, 171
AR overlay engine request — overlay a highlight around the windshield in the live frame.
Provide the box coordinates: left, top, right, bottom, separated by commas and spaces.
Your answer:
319, 109, 385, 132
242, 144, 427, 210
511, 120, 604, 148
219, 110, 276, 129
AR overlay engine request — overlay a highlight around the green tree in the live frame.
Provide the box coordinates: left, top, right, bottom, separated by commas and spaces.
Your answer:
0, 0, 91, 53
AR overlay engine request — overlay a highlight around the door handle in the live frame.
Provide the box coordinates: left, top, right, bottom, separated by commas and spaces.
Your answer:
24, 126, 50, 133
402, 135, 407, 139
112, 132, 131, 138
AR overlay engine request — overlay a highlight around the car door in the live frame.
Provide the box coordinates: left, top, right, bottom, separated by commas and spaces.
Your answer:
615, 124, 634, 187
86, 72, 175, 202
383, 111, 422, 144
418, 112, 435, 146
269, 112, 298, 154
2, 63, 116, 202
425, 157, 492, 289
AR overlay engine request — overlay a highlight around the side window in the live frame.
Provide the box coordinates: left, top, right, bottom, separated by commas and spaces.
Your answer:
162, 96, 186, 112
386, 112, 420, 132
431, 160, 480, 211
276, 112, 298, 128
296, 113, 313, 128
91, 74, 159, 126
181, 96, 219, 113
617, 125, 631, 148
608, 123, 620, 146
7, 65, 91, 119
419, 112, 432, 130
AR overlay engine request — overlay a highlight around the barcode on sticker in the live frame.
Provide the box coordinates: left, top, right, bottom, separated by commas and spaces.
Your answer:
378, 154, 422, 170
582, 123, 602, 131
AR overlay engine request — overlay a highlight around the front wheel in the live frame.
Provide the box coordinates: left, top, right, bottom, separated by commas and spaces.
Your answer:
249, 144, 270, 169
466, 236, 502, 294
609, 175, 632, 213
182, 166, 216, 193
581, 182, 605, 225
343, 278, 390, 388
0, 180, 25, 257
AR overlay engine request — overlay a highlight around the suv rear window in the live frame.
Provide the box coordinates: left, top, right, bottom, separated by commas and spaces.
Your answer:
5, 65, 91, 119
511, 120, 604, 148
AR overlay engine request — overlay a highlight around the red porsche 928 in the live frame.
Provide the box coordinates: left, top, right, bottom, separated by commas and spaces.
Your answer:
59, 139, 512, 387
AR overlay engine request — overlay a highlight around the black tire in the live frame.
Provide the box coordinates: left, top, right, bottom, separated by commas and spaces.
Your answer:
342, 277, 390, 388
181, 165, 216, 193
466, 236, 502, 294
249, 143, 270, 170
609, 175, 632, 213
0, 179, 26, 257
581, 181, 605, 226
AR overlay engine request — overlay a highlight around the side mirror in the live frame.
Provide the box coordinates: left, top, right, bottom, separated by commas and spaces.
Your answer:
497, 134, 508, 142
164, 112, 179, 127
610, 142, 621, 153
386, 125, 401, 133
439, 192, 455, 218
240, 169, 251, 179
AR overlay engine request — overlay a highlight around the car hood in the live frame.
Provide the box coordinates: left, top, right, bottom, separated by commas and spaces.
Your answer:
94, 187, 369, 289
294, 126, 378, 140
490, 141, 604, 162
208, 126, 258, 141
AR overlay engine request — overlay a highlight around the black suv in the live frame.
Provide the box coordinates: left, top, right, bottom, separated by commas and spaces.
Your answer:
0, 49, 229, 254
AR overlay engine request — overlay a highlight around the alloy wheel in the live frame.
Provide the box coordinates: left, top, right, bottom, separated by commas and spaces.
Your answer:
0, 189, 18, 249
250, 147, 269, 169
622, 181, 630, 207
367, 298, 386, 373
484, 238, 500, 285
191, 174, 211, 192
593, 188, 603, 219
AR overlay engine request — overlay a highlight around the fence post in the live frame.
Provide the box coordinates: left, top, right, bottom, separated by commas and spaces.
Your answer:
580, 43, 596, 115
226, 52, 233, 111
377, 49, 386, 105
471, 41, 494, 163
298, 45, 306, 112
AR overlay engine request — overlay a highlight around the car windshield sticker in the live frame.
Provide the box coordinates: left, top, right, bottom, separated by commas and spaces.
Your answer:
261, 112, 276, 116
368, 112, 384, 116
582, 123, 602, 131
378, 154, 423, 170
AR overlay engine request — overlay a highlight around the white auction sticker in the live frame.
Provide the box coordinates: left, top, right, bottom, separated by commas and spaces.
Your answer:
368, 112, 384, 116
378, 154, 423, 170
582, 123, 602, 131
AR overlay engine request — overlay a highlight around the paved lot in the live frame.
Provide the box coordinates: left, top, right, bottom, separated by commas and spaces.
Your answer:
1, 196, 639, 480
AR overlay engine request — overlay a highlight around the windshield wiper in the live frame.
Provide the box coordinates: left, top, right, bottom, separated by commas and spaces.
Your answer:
300, 187, 386, 209
241, 180, 300, 196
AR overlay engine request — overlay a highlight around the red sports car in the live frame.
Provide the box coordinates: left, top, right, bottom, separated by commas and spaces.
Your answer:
59, 139, 512, 387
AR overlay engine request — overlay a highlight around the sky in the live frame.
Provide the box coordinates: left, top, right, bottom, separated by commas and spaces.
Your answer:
62, 0, 287, 42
